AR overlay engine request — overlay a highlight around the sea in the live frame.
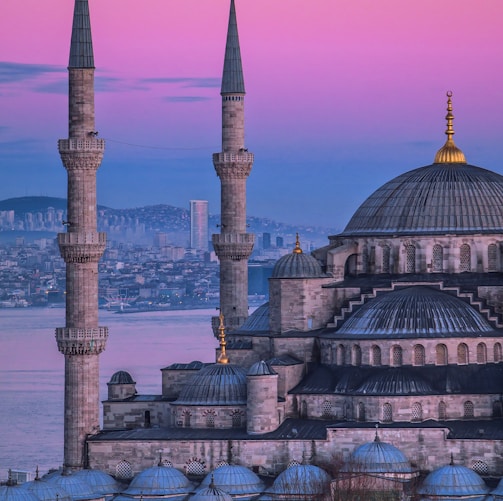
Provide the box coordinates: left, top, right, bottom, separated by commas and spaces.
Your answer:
0, 307, 218, 481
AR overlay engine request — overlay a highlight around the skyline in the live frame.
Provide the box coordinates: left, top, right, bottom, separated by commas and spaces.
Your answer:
1, 1, 503, 228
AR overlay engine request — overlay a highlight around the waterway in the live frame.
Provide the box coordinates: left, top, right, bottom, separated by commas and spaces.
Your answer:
0, 307, 218, 480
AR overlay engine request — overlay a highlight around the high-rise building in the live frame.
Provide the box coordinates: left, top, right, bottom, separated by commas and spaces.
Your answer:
262, 232, 271, 250
55, 0, 107, 472
189, 200, 209, 251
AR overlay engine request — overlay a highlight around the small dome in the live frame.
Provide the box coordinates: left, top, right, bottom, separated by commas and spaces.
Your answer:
190, 482, 233, 501
21, 478, 72, 501
337, 286, 493, 337
124, 465, 192, 497
491, 477, 503, 497
355, 368, 433, 395
46, 472, 97, 501
238, 302, 269, 332
418, 463, 488, 499
73, 469, 122, 497
0, 484, 41, 501
343, 437, 413, 473
176, 364, 247, 405
265, 464, 331, 497
271, 235, 323, 279
247, 361, 277, 376
198, 465, 264, 499
108, 371, 135, 385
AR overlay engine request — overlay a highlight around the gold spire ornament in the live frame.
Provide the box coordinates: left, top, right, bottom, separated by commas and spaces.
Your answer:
293, 233, 303, 254
217, 312, 230, 364
433, 91, 467, 164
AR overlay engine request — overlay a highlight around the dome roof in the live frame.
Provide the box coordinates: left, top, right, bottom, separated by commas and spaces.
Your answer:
190, 482, 233, 501
271, 235, 323, 279
238, 302, 269, 332
198, 465, 264, 499
0, 484, 41, 501
108, 371, 135, 385
247, 360, 277, 376
73, 469, 122, 497
265, 464, 331, 496
418, 463, 488, 498
46, 472, 97, 501
491, 476, 503, 497
342, 163, 503, 237
343, 437, 413, 473
175, 364, 247, 405
337, 286, 493, 337
124, 465, 192, 497
21, 478, 72, 501
355, 368, 433, 395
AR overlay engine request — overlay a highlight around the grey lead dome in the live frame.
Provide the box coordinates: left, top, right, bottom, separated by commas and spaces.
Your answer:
343, 163, 503, 236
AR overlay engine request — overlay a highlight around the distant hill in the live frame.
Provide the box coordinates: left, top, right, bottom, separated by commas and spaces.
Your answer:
0, 196, 68, 214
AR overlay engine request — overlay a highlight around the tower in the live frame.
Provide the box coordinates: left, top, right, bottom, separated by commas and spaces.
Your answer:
212, 0, 254, 333
190, 200, 209, 251
56, 0, 108, 471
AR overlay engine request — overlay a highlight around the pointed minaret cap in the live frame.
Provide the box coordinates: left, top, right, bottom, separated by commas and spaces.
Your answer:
217, 312, 230, 364
69, 0, 95, 69
433, 91, 467, 164
221, 0, 245, 94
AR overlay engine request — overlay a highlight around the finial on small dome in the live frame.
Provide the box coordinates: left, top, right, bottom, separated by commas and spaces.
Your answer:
433, 91, 467, 164
450, 452, 454, 466
374, 423, 380, 442
35, 466, 40, 481
217, 311, 230, 364
293, 233, 303, 254
209, 474, 216, 489
158, 452, 163, 467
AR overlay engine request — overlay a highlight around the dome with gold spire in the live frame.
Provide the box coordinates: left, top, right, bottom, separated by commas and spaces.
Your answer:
342, 93, 503, 236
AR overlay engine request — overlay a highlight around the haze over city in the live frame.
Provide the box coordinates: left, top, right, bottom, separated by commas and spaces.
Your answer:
1, 0, 503, 227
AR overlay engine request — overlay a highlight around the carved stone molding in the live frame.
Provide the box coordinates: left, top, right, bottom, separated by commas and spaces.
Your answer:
56, 326, 108, 355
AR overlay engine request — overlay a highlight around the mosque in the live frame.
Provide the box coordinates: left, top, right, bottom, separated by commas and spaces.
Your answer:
2, 0, 503, 500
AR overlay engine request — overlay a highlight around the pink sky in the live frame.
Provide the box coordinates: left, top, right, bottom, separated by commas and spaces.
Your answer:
1, 0, 503, 227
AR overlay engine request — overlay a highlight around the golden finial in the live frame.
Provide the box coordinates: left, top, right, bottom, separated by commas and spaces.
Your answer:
293, 233, 303, 254
217, 312, 229, 364
433, 91, 467, 164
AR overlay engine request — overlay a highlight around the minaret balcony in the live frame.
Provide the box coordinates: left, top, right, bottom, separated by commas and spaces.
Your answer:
213, 152, 254, 179
58, 138, 105, 152
56, 326, 108, 355
212, 233, 254, 260
213, 152, 254, 163
58, 232, 106, 263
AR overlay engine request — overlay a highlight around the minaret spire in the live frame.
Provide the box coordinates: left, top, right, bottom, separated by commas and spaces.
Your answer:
212, 0, 254, 334
56, 0, 108, 472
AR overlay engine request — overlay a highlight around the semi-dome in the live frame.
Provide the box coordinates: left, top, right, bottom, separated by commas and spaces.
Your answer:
337, 286, 493, 337
108, 371, 135, 385
198, 465, 264, 500
342, 163, 503, 236
264, 464, 331, 497
418, 462, 488, 499
355, 368, 433, 395
343, 436, 413, 474
247, 360, 276, 376
123, 464, 192, 497
271, 235, 323, 279
175, 364, 247, 405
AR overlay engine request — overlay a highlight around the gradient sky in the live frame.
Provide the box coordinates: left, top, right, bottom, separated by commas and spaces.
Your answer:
1, 1, 503, 228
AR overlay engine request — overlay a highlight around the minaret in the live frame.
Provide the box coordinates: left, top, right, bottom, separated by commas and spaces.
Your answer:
56, 0, 107, 471
212, 0, 254, 334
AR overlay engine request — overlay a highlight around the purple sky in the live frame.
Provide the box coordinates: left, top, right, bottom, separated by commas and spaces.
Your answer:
1, 0, 503, 228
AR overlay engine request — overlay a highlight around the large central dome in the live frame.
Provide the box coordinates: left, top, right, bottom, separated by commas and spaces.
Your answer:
342, 163, 503, 236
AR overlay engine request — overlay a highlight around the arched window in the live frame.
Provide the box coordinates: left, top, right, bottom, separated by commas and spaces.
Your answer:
414, 344, 425, 366
476, 342, 487, 364
405, 244, 416, 273
412, 402, 423, 421
361, 246, 369, 274
436, 344, 448, 365
493, 400, 503, 418
391, 345, 403, 366
185, 458, 206, 477
382, 245, 391, 273
494, 342, 502, 362
383, 403, 393, 423
432, 244, 443, 272
372, 345, 382, 366
352, 345, 362, 366
438, 401, 447, 420
231, 410, 243, 428
458, 343, 469, 365
322, 400, 333, 418
471, 461, 489, 476
337, 344, 345, 366
116, 460, 133, 480
204, 410, 216, 428
357, 402, 366, 422
460, 243, 471, 272
464, 400, 474, 418
144, 410, 151, 428
301, 401, 308, 419
488, 243, 498, 272
183, 410, 191, 427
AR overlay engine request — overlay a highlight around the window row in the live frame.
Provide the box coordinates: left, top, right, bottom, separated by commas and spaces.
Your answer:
330, 342, 503, 366
178, 409, 244, 428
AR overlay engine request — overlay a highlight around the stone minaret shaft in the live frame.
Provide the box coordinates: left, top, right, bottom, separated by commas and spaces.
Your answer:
56, 0, 107, 471
212, 0, 254, 334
